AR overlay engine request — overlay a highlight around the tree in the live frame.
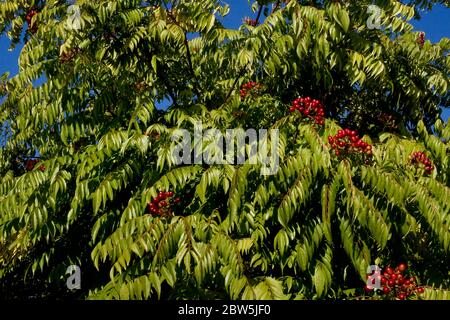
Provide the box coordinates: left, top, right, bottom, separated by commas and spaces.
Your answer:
0, 0, 449, 300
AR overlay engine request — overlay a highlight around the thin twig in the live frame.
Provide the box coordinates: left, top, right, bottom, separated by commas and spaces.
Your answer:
255, 4, 264, 24
165, 8, 202, 100
223, 66, 248, 103
271, 1, 281, 14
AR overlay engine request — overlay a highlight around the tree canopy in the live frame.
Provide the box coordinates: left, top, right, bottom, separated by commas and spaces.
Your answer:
0, 0, 449, 300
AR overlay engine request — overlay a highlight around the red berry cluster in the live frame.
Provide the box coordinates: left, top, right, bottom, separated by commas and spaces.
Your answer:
60, 47, 81, 63
144, 130, 161, 140
134, 81, 149, 92
243, 17, 258, 27
378, 112, 397, 130
25, 159, 45, 172
289, 97, 325, 126
328, 129, 372, 157
366, 264, 425, 300
240, 81, 263, 99
26, 159, 38, 171
25, 9, 38, 34
147, 191, 180, 217
409, 151, 434, 175
417, 32, 425, 48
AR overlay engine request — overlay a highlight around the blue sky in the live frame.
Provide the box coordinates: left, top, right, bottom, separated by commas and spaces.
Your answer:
1, 1, 449, 118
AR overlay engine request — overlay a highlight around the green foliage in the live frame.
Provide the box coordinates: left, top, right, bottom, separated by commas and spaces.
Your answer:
0, 0, 449, 299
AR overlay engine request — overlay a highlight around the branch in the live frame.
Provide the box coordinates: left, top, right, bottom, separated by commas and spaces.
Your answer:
165, 9, 202, 100
271, 1, 281, 14
223, 66, 248, 104
255, 4, 264, 24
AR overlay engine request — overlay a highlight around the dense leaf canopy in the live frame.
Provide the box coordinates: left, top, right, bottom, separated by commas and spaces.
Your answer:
0, 0, 449, 299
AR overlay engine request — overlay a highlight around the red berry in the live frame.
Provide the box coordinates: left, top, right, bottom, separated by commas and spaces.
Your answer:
385, 267, 394, 275
388, 279, 395, 287
417, 287, 424, 294
397, 293, 406, 300
397, 263, 407, 272
159, 200, 168, 207
174, 197, 181, 204
382, 286, 391, 294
